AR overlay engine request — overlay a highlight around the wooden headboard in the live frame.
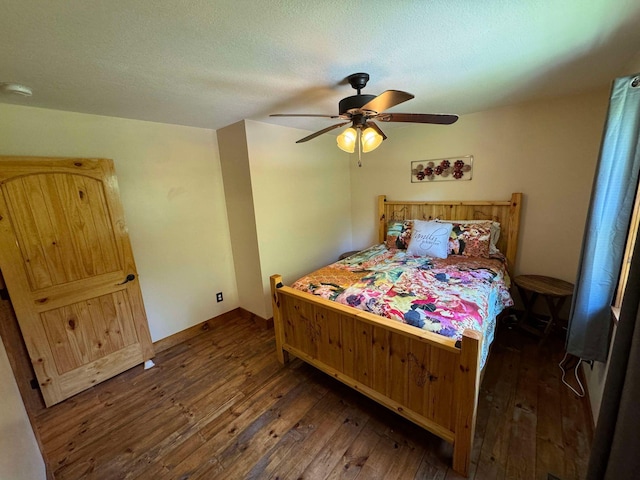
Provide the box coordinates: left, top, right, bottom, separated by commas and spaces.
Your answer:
377, 193, 523, 272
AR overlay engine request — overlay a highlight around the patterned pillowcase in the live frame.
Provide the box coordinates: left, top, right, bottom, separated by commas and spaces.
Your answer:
447, 221, 492, 257
386, 220, 413, 249
436, 219, 501, 254
385, 221, 403, 249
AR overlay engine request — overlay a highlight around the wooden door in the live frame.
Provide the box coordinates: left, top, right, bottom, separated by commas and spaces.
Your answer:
0, 157, 154, 407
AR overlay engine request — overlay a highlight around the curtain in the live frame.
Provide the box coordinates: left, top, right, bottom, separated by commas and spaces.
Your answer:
567, 73, 640, 362
586, 209, 640, 479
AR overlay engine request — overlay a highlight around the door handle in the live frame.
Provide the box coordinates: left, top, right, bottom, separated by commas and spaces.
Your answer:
118, 274, 136, 285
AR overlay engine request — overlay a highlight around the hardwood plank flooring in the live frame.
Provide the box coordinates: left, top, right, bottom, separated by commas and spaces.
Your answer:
29, 313, 593, 479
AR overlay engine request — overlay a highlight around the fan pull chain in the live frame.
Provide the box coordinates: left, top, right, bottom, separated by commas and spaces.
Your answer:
357, 128, 362, 167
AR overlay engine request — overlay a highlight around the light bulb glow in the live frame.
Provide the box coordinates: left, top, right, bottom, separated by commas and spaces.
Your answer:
337, 127, 357, 153
361, 127, 383, 153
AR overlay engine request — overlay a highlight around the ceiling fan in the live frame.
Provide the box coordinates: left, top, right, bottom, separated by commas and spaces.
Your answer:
270, 73, 458, 155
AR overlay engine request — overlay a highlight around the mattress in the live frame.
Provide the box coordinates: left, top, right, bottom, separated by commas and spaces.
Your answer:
291, 244, 513, 367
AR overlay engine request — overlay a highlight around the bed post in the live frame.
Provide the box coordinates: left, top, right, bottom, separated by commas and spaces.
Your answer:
378, 195, 387, 244
453, 328, 482, 477
270, 274, 289, 364
505, 192, 522, 274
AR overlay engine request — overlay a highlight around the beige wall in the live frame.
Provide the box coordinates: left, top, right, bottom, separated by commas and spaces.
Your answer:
217, 121, 266, 317
350, 88, 610, 282
0, 340, 46, 480
246, 120, 353, 289
218, 120, 353, 319
0, 103, 238, 341
626, 54, 640, 73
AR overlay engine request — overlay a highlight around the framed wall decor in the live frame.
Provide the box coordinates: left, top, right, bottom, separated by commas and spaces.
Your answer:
411, 155, 473, 183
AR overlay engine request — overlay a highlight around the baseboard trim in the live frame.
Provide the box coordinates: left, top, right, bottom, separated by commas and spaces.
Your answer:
152, 307, 273, 354
153, 308, 240, 354
46, 463, 55, 480
580, 362, 596, 434
238, 308, 274, 330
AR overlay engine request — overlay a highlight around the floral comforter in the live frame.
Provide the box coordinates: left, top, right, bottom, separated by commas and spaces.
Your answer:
291, 244, 513, 367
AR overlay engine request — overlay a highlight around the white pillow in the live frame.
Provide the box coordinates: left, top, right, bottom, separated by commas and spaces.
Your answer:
406, 220, 453, 259
436, 219, 501, 254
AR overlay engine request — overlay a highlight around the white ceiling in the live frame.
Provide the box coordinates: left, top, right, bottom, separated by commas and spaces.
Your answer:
2, 0, 640, 136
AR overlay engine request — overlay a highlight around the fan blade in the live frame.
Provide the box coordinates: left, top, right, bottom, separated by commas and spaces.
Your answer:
375, 113, 459, 125
366, 121, 387, 140
270, 113, 340, 118
296, 121, 351, 143
361, 90, 414, 113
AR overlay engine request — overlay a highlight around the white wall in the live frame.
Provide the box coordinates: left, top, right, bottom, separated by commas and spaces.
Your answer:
350, 88, 610, 282
0, 340, 46, 480
0, 103, 238, 341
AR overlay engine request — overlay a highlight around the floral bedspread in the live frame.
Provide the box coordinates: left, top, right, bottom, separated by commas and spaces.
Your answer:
291, 244, 513, 367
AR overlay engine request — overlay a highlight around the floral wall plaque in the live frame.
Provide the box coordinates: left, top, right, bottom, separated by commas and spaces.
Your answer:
411, 155, 473, 183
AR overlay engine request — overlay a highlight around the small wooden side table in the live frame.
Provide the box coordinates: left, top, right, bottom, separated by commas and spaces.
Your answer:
513, 275, 575, 342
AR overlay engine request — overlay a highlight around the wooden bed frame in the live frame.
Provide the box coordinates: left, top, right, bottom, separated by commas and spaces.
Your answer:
270, 193, 522, 476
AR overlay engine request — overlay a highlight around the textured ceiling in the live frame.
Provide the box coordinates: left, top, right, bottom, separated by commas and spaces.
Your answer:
1, 0, 640, 135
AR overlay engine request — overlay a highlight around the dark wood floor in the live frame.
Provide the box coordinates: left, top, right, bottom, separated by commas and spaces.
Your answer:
30, 313, 593, 480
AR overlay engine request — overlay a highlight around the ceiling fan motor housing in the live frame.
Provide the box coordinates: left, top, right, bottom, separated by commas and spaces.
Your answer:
339, 94, 377, 115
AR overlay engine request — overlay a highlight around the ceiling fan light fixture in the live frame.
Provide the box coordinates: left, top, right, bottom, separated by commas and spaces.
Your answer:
337, 127, 357, 153
0, 82, 33, 96
361, 127, 383, 153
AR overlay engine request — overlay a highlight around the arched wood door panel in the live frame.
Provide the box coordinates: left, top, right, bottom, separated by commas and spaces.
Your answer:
0, 157, 153, 406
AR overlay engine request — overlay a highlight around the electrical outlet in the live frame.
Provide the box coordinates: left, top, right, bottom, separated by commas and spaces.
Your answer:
216, 292, 223, 302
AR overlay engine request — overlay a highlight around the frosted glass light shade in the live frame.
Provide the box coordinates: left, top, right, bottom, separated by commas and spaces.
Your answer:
337, 127, 357, 153
361, 127, 383, 153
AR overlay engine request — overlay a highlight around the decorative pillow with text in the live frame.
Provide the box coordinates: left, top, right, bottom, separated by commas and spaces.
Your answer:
406, 220, 453, 259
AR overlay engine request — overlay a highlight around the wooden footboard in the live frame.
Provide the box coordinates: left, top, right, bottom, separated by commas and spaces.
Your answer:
270, 274, 482, 477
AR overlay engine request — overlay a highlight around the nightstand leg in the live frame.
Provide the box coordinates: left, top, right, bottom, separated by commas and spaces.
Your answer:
541, 295, 567, 342
516, 285, 538, 328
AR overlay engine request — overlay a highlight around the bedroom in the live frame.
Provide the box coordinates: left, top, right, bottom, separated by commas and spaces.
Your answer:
1, 1, 640, 479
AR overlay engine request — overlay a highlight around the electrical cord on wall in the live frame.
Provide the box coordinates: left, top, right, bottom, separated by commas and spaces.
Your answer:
559, 351, 585, 397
